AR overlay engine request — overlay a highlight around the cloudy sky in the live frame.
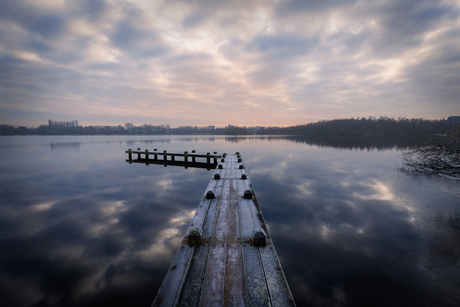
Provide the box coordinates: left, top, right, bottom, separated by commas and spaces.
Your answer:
0, 0, 459, 127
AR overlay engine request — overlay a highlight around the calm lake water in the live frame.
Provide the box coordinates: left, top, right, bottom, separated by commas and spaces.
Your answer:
0, 135, 459, 307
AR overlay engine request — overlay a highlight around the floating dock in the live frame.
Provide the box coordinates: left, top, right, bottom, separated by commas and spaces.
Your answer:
126, 150, 296, 306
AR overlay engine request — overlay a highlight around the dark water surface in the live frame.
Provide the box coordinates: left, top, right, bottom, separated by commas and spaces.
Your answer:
0, 135, 459, 307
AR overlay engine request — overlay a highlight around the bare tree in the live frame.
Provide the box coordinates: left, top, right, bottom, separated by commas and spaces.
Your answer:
400, 139, 460, 179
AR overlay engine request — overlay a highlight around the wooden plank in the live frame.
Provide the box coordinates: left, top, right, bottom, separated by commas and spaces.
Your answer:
184, 180, 218, 239
238, 197, 255, 243
199, 244, 226, 306
248, 198, 265, 231
259, 247, 296, 306
176, 245, 210, 307
152, 245, 194, 306
200, 163, 231, 306
224, 242, 244, 305
224, 176, 245, 306
213, 180, 230, 242
242, 246, 270, 307
201, 181, 223, 239
236, 163, 271, 306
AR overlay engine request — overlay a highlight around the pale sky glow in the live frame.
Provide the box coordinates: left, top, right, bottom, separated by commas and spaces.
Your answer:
0, 0, 459, 127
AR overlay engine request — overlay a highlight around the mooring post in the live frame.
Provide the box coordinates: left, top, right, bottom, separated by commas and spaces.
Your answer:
184, 151, 188, 162
192, 150, 196, 162
163, 150, 167, 161
207, 152, 210, 164
128, 149, 132, 161
137, 148, 141, 159
145, 149, 149, 160
188, 228, 203, 246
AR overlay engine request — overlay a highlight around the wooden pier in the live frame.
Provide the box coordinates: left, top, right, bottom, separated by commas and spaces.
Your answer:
126, 149, 221, 165
126, 150, 296, 306
126, 149, 220, 170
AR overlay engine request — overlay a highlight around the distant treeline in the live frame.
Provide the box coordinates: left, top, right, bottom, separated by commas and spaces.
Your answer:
260, 117, 459, 136
0, 124, 251, 135
0, 117, 458, 136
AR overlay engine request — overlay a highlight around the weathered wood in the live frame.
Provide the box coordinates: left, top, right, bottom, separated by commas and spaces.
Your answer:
242, 246, 270, 307
176, 245, 209, 307
152, 247, 194, 306
126, 150, 222, 170
126, 150, 221, 159
199, 244, 226, 306
130, 152, 296, 307
259, 248, 296, 306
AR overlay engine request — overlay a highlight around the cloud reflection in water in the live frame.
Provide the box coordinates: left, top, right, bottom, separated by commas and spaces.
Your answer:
0, 135, 458, 307
247, 142, 459, 307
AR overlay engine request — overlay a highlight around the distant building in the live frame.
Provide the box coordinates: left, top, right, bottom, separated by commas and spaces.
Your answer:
227, 125, 234, 128
48, 120, 78, 127
206, 125, 216, 130
446, 116, 460, 123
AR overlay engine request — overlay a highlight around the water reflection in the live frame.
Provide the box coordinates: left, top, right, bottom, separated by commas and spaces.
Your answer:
50, 142, 80, 151
0, 134, 442, 151
249, 147, 459, 306
0, 136, 458, 306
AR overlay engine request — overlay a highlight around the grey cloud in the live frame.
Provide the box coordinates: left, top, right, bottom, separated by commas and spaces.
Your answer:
31, 14, 67, 39
0, 0, 459, 126
217, 38, 246, 61
163, 51, 213, 65
276, 0, 356, 16
179, 0, 268, 29
440, 43, 460, 65
274, 0, 458, 58
403, 46, 460, 109
110, 18, 168, 58
330, 28, 374, 55
245, 61, 303, 89
0, 1, 31, 24
0, 2, 85, 65
26, 38, 53, 54
243, 34, 319, 88
247, 34, 319, 58
0, 1, 68, 40
111, 19, 148, 49
182, 11, 208, 28
355, 1, 458, 57
85, 0, 110, 20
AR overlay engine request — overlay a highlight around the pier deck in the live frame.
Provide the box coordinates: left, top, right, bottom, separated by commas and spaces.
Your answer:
126, 150, 295, 306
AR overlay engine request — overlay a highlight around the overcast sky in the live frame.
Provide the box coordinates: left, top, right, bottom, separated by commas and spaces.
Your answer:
0, 0, 459, 127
